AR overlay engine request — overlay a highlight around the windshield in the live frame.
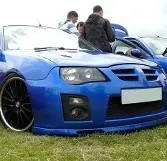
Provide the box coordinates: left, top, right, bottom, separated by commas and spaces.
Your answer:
140, 37, 167, 55
4, 25, 97, 51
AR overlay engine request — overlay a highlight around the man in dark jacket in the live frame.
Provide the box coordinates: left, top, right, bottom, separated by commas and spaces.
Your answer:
83, 5, 115, 52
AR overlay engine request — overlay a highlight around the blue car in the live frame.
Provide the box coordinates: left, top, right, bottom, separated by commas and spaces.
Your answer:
0, 25, 167, 136
111, 24, 167, 73
111, 23, 129, 38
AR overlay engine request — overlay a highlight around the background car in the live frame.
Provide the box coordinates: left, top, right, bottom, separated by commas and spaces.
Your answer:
111, 24, 167, 73
0, 25, 167, 136
111, 23, 129, 38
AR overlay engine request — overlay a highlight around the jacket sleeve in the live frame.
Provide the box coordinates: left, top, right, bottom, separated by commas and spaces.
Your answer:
68, 23, 79, 33
82, 25, 86, 39
104, 19, 115, 43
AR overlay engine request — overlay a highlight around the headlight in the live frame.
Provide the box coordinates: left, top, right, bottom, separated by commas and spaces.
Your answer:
60, 67, 106, 84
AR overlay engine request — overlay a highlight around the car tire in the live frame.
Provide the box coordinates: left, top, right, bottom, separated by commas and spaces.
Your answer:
0, 73, 34, 132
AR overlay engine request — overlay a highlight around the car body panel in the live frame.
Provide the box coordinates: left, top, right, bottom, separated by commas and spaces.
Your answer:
26, 65, 167, 135
0, 51, 56, 80
38, 49, 157, 67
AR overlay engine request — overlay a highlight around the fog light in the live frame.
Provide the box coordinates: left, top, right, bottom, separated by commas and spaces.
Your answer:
69, 107, 88, 120
69, 98, 85, 104
61, 95, 90, 121
70, 108, 82, 117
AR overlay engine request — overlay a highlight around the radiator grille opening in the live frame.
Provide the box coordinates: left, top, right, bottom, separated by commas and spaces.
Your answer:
112, 69, 138, 81
118, 76, 138, 81
143, 69, 157, 81
143, 69, 156, 74
112, 69, 135, 74
106, 97, 162, 118
146, 76, 158, 81
111, 68, 158, 81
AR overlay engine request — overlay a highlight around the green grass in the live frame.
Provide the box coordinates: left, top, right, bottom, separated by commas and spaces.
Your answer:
1, 123, 167, 161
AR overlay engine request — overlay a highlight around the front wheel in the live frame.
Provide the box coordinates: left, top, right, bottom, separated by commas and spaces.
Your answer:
0, 74, 34, 132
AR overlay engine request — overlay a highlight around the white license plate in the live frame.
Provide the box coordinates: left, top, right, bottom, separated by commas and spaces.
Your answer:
121, 88, 162, 104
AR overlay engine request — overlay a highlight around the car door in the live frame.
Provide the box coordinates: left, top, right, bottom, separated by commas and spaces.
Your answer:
127, 38, 154, 56
112, 39, 151, 59
112, 39, 134, 55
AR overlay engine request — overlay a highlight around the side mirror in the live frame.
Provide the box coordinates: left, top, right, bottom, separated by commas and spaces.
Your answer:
130, 49, 143, 58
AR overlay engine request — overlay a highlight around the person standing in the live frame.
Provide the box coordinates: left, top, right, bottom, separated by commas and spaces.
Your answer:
77, 21, 84, 36
58, 11, 79, 34
83, 5, 115, 52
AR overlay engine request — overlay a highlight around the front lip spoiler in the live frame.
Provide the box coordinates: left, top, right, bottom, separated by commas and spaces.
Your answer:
32, 116, 167, 136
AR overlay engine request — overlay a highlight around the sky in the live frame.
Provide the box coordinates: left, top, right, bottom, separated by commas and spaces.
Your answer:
1, 0, 167, 37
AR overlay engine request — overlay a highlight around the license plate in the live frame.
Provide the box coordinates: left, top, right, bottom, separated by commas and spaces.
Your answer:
121, 87, 162, 104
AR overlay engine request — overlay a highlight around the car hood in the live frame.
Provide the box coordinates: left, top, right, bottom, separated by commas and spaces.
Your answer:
37, 50, 157, 67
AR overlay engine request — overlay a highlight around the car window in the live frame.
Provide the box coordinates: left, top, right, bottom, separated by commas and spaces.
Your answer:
140, 37, 167, 55
3, 26, 98, 51
130, 40, 144, 49
114, 40, 134, 54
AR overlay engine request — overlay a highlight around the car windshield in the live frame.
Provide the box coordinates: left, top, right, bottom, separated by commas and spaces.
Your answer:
140, 37, 167, 55
3, 25, 97, 51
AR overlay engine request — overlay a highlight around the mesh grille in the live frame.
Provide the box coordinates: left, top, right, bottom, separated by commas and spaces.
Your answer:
106, 97, 162, 118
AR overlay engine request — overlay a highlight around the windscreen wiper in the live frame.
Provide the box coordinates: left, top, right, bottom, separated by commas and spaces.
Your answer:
34, 47, 78, 52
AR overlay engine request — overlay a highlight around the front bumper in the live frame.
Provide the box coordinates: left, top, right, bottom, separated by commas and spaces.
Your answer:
33, 115, 167, 136
26, 67, 167, 136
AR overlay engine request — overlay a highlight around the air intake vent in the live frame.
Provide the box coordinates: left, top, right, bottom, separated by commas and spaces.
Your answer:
112, 69, 138, 81
106, 97, 162, 118
142, 69, 158, 81
112, 69, 135, 74
142, 69, 156, 74
118, 76, 138, 81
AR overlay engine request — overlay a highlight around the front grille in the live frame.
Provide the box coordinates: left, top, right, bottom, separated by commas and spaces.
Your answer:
143, 69, 158, 81
111, 68, 158, 81
142, 69, 156, 74
117, 76, 138, 81
112, 69, 135, 74
106, 97, 162, 118
146, 76, 158, 81
111, 69, 138, 81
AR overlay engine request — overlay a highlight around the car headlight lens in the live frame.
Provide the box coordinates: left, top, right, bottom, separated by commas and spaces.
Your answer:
60, 68, 106, 84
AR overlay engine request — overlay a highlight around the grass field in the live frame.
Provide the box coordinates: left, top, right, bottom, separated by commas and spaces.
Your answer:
1, 123, 167, 161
